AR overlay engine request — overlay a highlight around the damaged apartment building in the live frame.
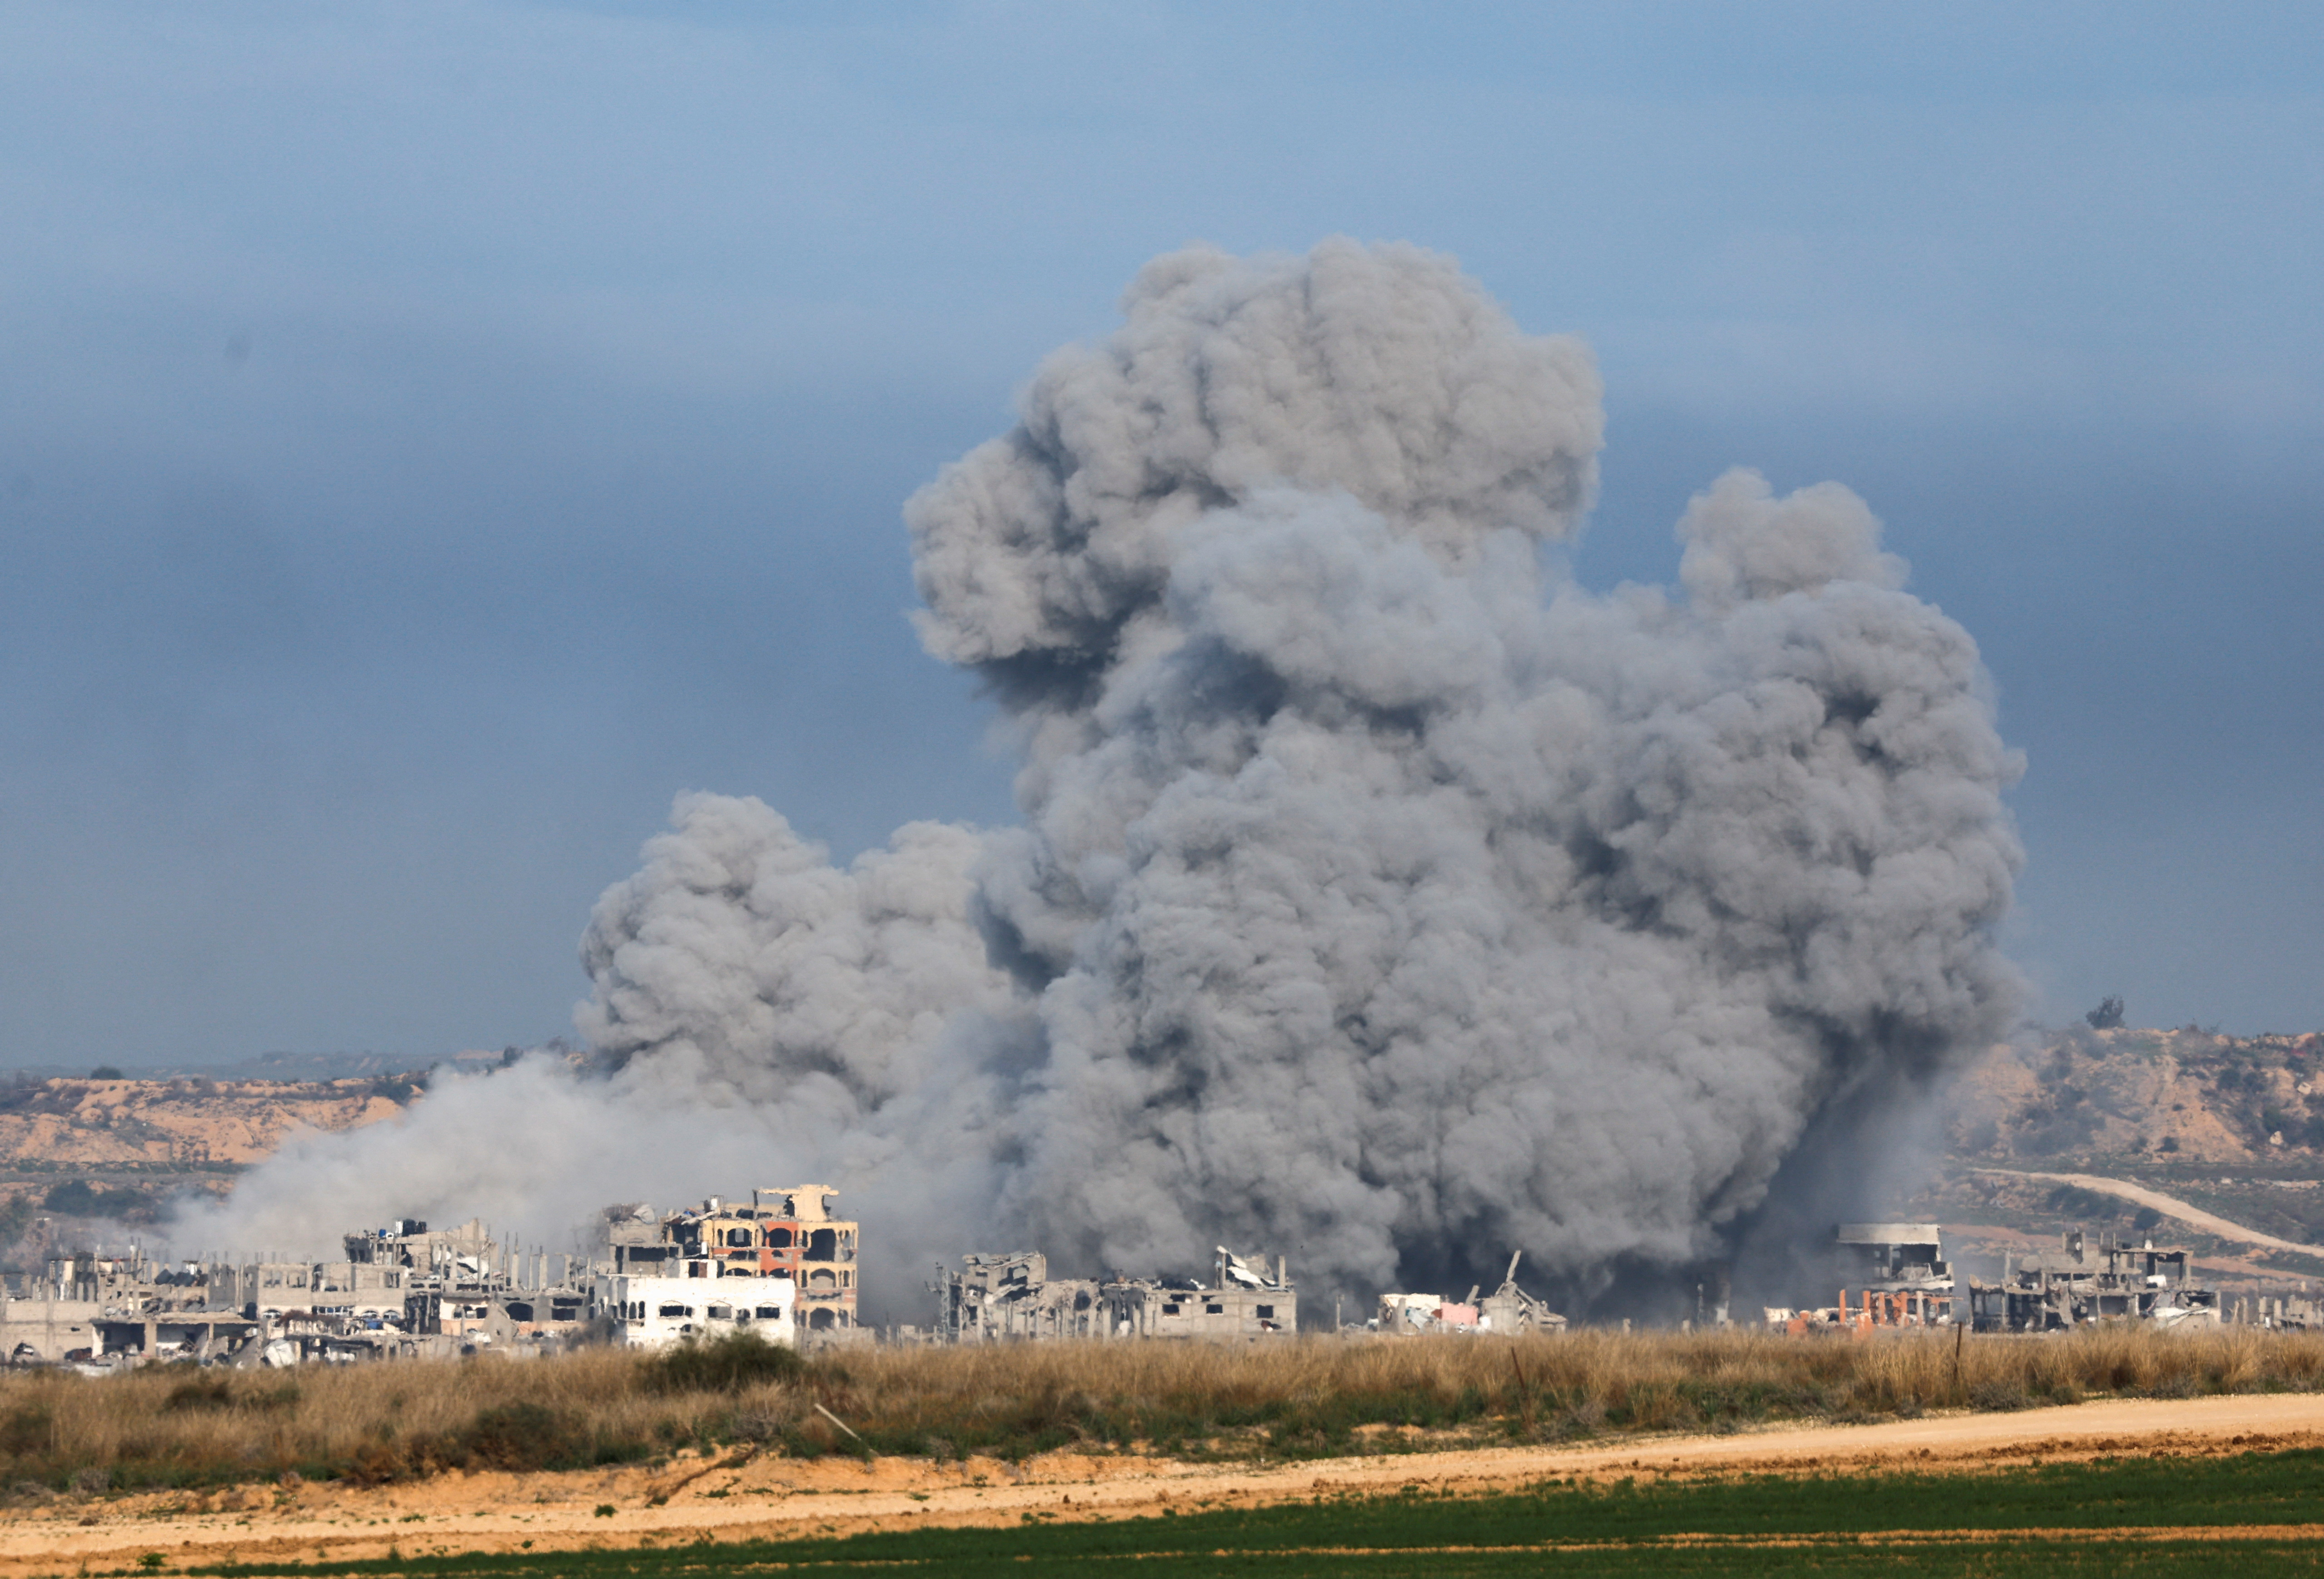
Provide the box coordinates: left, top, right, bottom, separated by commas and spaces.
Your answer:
595, 1183, 860, 1348
936, 1246, 1296, 1341
1765, 1223, 1957, 1334
1967, 1230, 2222, 1331
601, 1183, 856, 1336
0, 1224, 585, 1367
0, 1180, 853, 1368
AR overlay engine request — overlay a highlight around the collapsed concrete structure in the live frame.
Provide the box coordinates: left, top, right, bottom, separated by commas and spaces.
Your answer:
1967, 1230, 2221, 1331
935, 1246, 1296, 1341
1835, 1222, 1955, 1310
340, 1216, 592, 1350
0, 1180, 847, 1368
1374, 1253, 1568, 1335
1, 1251, 256, 1365
2239, 1290, 2323, 1330
1764, 1224, 2224, 1335
936, 1253, 1099, 1341
1765, 1223, 1956, 1334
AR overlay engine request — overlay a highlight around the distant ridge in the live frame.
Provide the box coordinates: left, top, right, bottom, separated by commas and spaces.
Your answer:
2, 1043, 574, 1084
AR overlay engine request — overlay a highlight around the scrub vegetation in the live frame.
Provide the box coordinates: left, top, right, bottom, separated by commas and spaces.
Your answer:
4, 1326, 2323, 1494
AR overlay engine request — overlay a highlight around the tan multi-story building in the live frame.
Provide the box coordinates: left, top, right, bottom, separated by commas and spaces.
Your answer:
610, 1183, 860, 1335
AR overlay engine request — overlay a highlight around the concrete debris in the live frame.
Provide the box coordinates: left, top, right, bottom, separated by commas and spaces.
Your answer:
1836, 1223, 1955, 1302
934, 1253, 1100, 1342
2237, 1292, 2324, 1330
1767, 1224, 1956, 1334
1375, 1252, 1568, 1335
934, 1245, 1296, 1342
0, 1180, 848, 1368
1767, 1225, 2231, 1335
1480, 1252, 1571, 1335
1968, 1230, 2222, 1331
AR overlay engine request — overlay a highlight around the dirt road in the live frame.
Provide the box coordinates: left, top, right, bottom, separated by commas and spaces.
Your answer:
5, 1391, 2321, 1574
1976, 1166, 2324, 1255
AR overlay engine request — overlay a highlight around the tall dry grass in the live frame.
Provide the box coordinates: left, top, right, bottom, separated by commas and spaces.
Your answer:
813, 1324, 2324, 1458
2, 1325, 2319, 1494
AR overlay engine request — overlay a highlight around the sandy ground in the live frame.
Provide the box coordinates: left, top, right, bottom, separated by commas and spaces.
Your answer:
3, 1391, 2321, 1573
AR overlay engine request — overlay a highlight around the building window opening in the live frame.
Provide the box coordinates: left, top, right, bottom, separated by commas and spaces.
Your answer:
754, 1305, 784, 1320
657, 1304, 692, 1320
806, 1227, 838, 1261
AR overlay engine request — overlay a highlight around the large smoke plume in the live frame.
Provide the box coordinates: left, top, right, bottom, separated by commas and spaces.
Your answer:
182, 240, 2022, 1315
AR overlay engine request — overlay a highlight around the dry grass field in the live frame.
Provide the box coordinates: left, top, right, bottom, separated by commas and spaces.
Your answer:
3, 1324, 2322, 1495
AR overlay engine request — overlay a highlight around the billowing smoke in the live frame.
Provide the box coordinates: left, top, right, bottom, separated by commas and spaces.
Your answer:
180, 239, 2021, 1315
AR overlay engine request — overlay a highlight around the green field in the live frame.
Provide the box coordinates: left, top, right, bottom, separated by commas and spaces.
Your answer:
109, 1447, 2324, 1578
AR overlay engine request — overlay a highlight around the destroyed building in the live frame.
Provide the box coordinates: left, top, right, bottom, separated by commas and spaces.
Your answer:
602, 1183, 858, 1336
1, 1179, 850, 1369
1968, 1230, 2221, 1331
1, 1250, 257, 1365
1375, 1252, 1568, 1335
1104, 1248, 1296, 1339
936, 1246, 1296, 1341
344, 1216, 592, 1346
2240, 1290, 2323, 1330
935, 1253, 1104, 1341
7, 1223, 593, 1367
1764, 1224, 1957, 1334
1837, 1221, 1955, 1324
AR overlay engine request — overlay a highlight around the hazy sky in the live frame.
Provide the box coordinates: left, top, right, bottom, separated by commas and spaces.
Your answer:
2, 1, 2318, 1067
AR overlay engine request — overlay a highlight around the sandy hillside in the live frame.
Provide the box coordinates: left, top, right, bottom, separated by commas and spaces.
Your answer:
0, 1078, 413, 1170
1946, 1027, 2324, 1167
0, 1076, 418, 1234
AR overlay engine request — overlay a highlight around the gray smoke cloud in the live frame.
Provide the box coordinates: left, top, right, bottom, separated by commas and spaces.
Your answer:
180, 239, 2021, 1316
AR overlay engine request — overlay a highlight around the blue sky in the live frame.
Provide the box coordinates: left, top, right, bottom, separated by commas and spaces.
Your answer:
1, 1, 2318, 1066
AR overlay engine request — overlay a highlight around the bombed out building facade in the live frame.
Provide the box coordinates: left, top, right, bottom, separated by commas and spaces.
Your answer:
935, 1248, 1299, 1343
10, 1153, 2276, 1368
1, 1183, 849, 1368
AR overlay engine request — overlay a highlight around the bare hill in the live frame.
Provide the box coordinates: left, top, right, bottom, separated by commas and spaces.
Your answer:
1916, 1025, 2324, 1283
0, 1072, 418, 1250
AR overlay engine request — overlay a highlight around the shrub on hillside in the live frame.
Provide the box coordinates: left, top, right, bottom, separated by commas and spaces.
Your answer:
42, 1181, 113, 1217
458, 1402, 597, 1472
644, 1329, 806, 1394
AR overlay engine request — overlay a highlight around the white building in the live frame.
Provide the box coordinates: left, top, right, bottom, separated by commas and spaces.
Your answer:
595, 1270, 796, 1350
